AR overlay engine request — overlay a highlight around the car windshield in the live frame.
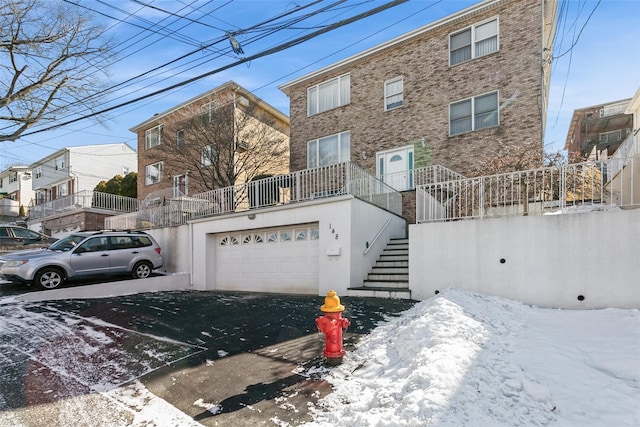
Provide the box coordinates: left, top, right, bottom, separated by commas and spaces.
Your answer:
48, 234, 87, 252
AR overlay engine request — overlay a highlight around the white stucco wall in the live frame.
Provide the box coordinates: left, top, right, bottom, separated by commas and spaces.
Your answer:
175, 196, 406, 296
409, 208, 640, 309
146, 224, 190, 274
349, 200, 406, 287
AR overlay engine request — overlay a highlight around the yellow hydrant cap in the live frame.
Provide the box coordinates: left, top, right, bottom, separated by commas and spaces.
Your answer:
321, 290, 345, 312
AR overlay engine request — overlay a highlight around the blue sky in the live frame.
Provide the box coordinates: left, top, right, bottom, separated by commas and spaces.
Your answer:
1, 0, 638, 169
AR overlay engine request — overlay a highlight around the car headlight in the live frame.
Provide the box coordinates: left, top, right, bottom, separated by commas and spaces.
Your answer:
3, 259, 28, 267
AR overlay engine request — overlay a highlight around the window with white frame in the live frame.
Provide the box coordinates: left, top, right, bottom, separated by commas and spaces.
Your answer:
449, 92, 499, 136
201, 145, 217, 166
145, 161, 163, 185
55, 157, 65, 170
450, 17, 498, 65
34, 166, 42, 179
384, 77, 404, 111
9, 172, 17, 183
145, 125, 162, 149
176, 129, 185, 149
307, 131, 350, 168
201, 100, 219, 123
307, 74, 350, 116
57, 182, 68, 197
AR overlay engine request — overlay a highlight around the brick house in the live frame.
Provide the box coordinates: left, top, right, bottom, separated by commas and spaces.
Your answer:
279, 0, 557, 222
130, 82, 290, 202
564, 98, 634, 161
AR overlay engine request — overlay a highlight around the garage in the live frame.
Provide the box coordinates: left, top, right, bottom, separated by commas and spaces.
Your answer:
214, 223, 320, 294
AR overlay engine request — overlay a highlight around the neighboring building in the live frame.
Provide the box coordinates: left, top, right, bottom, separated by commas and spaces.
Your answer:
30, 143, 137, 205
606, 87, 640, 208
624, 88, 640, 159
28, 143, 138, 236
0, 165, 34, 216
564, 98, 634, 161
280, 0, 557, 220
130, 81, 290, 202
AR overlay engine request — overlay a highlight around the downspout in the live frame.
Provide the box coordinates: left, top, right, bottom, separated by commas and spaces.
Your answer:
233, 86, 239, 179
540, 0, 546, 145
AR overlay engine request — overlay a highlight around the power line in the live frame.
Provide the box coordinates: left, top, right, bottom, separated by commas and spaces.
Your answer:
27, 0, 327, 128
553, 0, 600, 60
22, 0, 408, 137
548, 0, 602, 130
130, 0, 228, 32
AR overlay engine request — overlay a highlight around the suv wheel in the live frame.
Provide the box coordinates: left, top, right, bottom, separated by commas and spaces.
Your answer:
35, 267, 65, 290
132, 261, 152, 279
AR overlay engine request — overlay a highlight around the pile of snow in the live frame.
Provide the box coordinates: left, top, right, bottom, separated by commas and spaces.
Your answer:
306, 289, 640, 426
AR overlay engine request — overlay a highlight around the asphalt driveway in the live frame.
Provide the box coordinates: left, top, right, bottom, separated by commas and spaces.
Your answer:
0, 284, 416, 426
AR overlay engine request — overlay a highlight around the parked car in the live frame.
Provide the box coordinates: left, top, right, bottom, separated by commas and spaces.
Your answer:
0, 225, 57, 253
0, 230, 164, 290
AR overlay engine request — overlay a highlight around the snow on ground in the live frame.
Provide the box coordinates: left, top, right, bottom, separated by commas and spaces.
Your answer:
1, 289, 638, 426
304, 289, 640, 427
0, 298, 204, 426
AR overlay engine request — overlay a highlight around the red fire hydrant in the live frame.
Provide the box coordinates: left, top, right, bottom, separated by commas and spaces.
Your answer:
316, 290, 350, 365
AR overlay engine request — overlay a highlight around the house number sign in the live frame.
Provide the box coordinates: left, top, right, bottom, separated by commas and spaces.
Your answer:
328, 223, 339, 240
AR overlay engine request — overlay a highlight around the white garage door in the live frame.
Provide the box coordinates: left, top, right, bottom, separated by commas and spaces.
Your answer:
215, 224, 320, 293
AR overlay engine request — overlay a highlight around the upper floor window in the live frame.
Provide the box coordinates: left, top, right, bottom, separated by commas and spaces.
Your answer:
55, 157, 65, 170
307, 74, 350, 116
449, 92, 499, 136
307, 131, 350, 168
8, 172, 17, 183
201, 145, 217, 166
450, 17, 498, 65
176, 129, 185, 149
145, 161, 163, 185
145, 125, 162, 149
384, 77, 404, 111
34, 167, 42, 179
201, 101, 219, 123
0, 178, 3, 188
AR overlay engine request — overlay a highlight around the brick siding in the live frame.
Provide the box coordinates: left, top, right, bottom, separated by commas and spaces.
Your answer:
284, 0, 550, 221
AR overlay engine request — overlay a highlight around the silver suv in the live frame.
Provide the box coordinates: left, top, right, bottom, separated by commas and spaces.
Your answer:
0, 230, 164, 290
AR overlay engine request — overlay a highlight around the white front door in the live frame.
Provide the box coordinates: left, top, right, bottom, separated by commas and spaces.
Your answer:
377, 146, 413, 191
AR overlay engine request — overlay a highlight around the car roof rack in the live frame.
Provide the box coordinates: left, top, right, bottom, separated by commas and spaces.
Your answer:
78, 229, 147, 235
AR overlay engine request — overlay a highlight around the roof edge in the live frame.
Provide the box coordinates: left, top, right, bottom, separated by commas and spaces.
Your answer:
279, 0, 502, 93
129, 81, 289, 132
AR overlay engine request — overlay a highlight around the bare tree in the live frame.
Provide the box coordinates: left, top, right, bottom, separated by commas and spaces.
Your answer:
0, 0, 114, 141
469, 140, 568, 216
159, 100, 289, 196
470, 139, 569, 174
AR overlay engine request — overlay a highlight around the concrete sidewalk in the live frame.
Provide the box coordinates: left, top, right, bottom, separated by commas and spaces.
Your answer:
0, 285, 416, 426
143, 334, 336, 426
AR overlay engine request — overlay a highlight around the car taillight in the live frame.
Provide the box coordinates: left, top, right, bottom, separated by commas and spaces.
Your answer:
155, 248, 161, 254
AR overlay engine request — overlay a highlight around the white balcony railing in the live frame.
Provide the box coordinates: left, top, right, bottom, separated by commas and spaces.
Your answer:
106, 162, 402, 230
28, 190, 140, 221
379, 165, 465, 191
416, 156, 639, 223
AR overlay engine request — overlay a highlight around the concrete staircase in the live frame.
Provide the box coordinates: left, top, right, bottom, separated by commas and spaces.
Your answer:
348, 238, 411, 299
